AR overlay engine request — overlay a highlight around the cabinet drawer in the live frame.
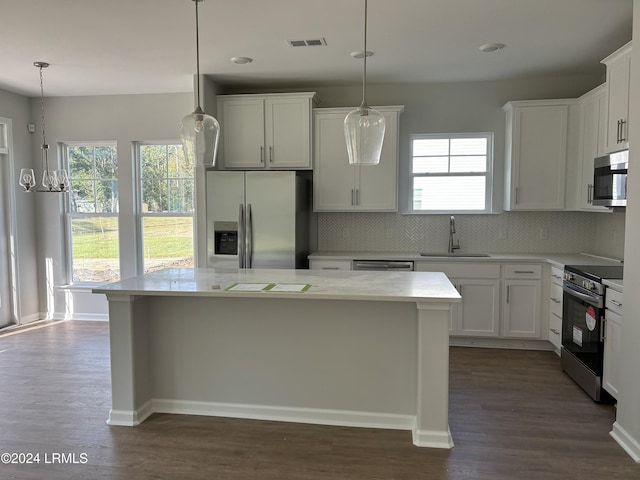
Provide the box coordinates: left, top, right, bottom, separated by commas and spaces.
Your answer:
549, 283, 563, 318
549, 313, 562, 348
606, 288, 623, 316
503, 264, 542, 279
309, 260, 351, 271
550, 266, 564, 285
415, 262, 500, 279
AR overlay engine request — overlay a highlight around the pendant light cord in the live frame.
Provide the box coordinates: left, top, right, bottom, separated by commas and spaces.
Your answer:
39, 64, 50, 175
194, 0, 202, 111
360, 0, 368, 110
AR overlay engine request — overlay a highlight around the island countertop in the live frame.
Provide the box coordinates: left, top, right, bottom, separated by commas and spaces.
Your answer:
92, 267, 462, 304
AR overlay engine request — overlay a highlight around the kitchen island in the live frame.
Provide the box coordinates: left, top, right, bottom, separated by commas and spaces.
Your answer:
93, 268, 461, 448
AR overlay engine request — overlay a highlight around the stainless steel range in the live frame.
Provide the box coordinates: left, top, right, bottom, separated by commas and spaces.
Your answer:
561, 264, 623, 402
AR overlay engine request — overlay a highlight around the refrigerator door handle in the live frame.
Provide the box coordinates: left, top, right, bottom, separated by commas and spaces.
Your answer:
238, 204, 245, 268
247, 204, 253, 268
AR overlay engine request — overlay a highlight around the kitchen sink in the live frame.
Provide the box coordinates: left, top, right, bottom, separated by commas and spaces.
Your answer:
419, 253, 491, 257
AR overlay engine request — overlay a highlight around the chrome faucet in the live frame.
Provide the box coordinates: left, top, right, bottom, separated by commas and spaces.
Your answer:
448, 215, 460, 254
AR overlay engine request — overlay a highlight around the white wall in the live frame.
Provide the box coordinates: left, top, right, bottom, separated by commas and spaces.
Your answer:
0, 89, 41, 323
611, 0, 640, 462
31, 92, 193, 320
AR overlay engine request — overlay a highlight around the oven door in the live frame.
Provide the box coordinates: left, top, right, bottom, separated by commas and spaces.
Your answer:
562, 283, 605, 375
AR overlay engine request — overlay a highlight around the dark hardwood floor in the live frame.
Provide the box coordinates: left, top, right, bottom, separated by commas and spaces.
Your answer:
0, 321, 638, 479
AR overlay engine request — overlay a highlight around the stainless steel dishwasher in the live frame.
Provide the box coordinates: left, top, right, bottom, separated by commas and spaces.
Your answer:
352, 260, 415, 271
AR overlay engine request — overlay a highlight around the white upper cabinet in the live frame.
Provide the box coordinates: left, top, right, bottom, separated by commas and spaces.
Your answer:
602, 41, 632, 154
217, 93, 317, 170
503, 100, 576, 211
575, 85, 611, 212
313, 106, 404, 212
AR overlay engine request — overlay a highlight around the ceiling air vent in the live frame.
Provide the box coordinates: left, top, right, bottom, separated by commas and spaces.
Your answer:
287, 38, 327, 47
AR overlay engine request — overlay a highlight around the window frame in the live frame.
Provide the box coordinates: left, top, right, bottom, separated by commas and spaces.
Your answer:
62, 141, 120, 286
407, 132, 494, 214
134, 141, 197, 275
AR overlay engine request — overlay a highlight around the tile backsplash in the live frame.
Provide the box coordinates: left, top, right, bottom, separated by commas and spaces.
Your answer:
318, 211, 625, 259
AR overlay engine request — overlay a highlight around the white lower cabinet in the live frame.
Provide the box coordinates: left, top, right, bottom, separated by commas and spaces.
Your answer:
548, 266, 564, 354
309, 260, 351, 271
451, 278, 500, 336
502, 265, 542, 339
603, 287, 623, 399
416, 262, 500, 337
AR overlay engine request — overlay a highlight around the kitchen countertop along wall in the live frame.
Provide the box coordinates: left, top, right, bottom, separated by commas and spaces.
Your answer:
309, 251, 623, 269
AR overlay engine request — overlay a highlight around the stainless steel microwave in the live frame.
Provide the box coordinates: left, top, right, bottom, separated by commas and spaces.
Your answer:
592, 149, 628, 207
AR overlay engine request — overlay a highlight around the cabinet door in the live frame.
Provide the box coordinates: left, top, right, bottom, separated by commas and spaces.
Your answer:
357, 110, 399, 211
603, 310, 622, 399
578, 87, 610, 211
313, 111, 357, 211
604, 45, 631, 153
265, 97, 312, 169
219, 98, 265, 169
505, 104, 568, 210
455, 279, 500, 337
503, 280, 541, 338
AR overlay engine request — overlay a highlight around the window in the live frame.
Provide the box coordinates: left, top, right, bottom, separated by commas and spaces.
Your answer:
137, 143, 195, 273
409, 133, 493, 213
65, 143, 119, 283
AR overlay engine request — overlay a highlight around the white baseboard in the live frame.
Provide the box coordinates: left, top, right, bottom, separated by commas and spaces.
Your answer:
107, 400, 153, 426
50, 312, 109, 322
611, 421, 640, 462
20, 312, 43, 324
151, 398, 416, 431
450, 336, 554, 351
412, 427, 454, 449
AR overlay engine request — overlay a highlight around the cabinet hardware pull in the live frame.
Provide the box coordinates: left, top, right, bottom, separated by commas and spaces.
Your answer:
515, 187, 519, 205
550, 298, 561, 304
260, 146, 264, 163
617, 120, 621, 143
356, 189, 360, 206
351, 189, 355, 206
322, 267, 340, 270
552, 274, 562, 279
587, 184, 593, 204
610, 300, 622, 307
269, 146, 273, 163
600, 318, 606, 342
514, 270, 535, 274
506, 285, 510, 303
620, 119, 627, 142
550, 328, 560, 335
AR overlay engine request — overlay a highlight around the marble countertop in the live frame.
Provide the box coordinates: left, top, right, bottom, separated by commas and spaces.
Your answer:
92, 268, 461, 304
603, 278, 624, 291
309, 251, 623, 268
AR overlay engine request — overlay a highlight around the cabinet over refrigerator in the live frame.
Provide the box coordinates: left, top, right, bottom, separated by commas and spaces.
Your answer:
206, 170, 312, 269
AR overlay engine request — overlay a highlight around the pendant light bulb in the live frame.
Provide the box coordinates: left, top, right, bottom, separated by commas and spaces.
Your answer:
344, 0, 385, 166
180, 0, 220, 167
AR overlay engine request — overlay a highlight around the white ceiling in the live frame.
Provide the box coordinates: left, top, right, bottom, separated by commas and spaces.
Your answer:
0, 0, 633, 98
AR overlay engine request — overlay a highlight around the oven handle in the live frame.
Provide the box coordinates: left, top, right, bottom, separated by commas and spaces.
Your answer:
563, 283, 603, 309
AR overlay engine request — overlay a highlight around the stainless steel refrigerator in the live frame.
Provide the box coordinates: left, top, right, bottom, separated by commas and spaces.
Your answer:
206, 170, 312, 269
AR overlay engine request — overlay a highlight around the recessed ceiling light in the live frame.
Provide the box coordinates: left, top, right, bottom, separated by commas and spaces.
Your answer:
231, 56, 253, 65
350, 50, 374, 59
479, 43, 505, 53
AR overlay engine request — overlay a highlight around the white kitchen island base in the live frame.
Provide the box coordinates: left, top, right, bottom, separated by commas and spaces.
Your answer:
94, 268, 460, 449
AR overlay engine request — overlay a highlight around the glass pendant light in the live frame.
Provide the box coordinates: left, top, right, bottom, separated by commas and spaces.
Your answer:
180, 0, 220, 167
344, 0, 385, 166
19, 62, 70, 193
